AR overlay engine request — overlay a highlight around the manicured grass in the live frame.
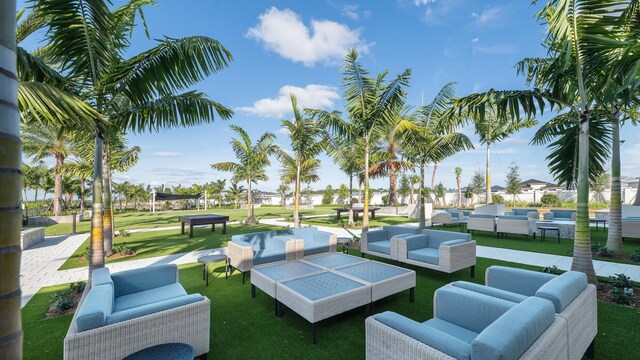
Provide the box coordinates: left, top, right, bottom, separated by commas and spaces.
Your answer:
23, 254, 639, 360
431, 224, 640, 265
58, 224, 280, 270
31, 206, 337, 236
302, 214, 417, 229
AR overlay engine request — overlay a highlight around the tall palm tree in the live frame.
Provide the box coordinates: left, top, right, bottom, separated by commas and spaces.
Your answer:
34, 0, 233, 273
308, 49, 410, 232
22, 123, 78, 215
212, 126, 278, 224
1, 2, 22, 356
226, 182, 246, 209
280, 95, 326, 228
455, 167, 463, 207
277, 182, 289, 207
409, 174, 420, 204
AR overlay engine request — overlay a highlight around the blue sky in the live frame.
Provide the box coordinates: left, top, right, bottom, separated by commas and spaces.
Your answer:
21, 0, 640, 192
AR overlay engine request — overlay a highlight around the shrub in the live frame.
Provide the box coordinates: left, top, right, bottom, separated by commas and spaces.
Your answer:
491, 194, 504, 204
591, 242, 603, 252
53, 296, 75, 312
631, 250, 640, 262
597, 247, 615, 258
609, 273, 634, 288
526, 202, 543, 207
540, 193, 562, 207
381, 194, 389, 205
609, 288, 634, 306
113, 242, 135, 256
541, 265, 562, 275
69, 281, 86, 293
117, 229, 130, 237
81, 247, 90, 260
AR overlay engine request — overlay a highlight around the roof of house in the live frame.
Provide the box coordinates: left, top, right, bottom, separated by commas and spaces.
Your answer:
520, 179, 560, 189
491, 185, 505, 192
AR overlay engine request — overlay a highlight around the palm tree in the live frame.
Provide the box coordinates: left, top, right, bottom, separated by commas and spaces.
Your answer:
212, 126, 278, 224
1, 2, 22, 356
65, 158, 92, 214
22, 123, 78, 215
277, 182, 289, 207
308, 49, 410, 231
226, 182, 246, 209
409, 174, 420, 204
280, 95, 327, 228
455, 167, 463, 207
213, 180, 226, 208
34, 0, 234, 273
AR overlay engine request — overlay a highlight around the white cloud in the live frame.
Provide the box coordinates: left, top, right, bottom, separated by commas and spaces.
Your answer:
247, 7, 371, 66
414, 0, 437, 6
471, 6, 503, 25
471, 38, 517, 55
277, 127, 290, 135
238, 84, 340, 118
153, 152, 185, 158
341, 4, 371, 20
471, 37, 480, 43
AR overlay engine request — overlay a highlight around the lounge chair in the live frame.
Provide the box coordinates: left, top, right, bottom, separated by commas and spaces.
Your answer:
544, 209, 576, 221
430, 210, 464, 226
360, 225, 420, 260
496, 215, 536, 238
281, 226, 337, 257
467, 214, 496, 234
505, 208, 539, 219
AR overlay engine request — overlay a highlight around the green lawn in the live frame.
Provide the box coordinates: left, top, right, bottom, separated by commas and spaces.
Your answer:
23, 254, 639, 360
58, 224, 280, 270
301, 214, 417, 229
32, 206, 336, 236
431, 224, 640, 265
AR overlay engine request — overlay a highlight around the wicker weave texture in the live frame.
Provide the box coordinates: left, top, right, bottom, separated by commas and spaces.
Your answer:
560, 285, 597, 360
63, 298, 210, 360
397, 238, 476, 274
227, 241, 254, 272
496, 219, 532, 235
430, 213, 456, 226
519, 316, 569, 360
467, 217, 495, 232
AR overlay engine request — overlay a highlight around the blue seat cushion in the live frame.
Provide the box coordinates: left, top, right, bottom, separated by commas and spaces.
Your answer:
435, 287, 514, 334
231, 230, 278, 250
282, 227, 316, 243
408, 247, 439, 265
367, 240, 391, 255
376, 311, 471, 360
536, 271, 587, 312
107, 294, 204, 325
253, 248, 287, 265
114, 283, 187, 312
424, 318, 479, 344
75, 284, 114, 332
472, 297, 555, 360
451, 281, 528, 304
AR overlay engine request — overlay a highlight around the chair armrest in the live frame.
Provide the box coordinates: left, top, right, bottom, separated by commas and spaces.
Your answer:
543, 212, 553, 220
439, 240, 476, 273
431, 213, 452, 224
111, 264, 179, 298
227, 241, 254, 272
317, 231, 338, 252
527, 211, 539, 220
485, 266, 555, 296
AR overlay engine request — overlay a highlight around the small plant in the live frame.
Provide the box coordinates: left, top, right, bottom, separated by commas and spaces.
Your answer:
69, 281, 86, 293
609, 273, 634, 288
81, 246, 90, 260
117, 229, 130, 237
540, 193, 562, 207
591, 242, 603, 252
53, 296, 75, 312
541, 265, 562, 275
609, 287, 634, 306
631, 250, 640, 262
113, 242, 135, 256
491, 194, 504, 204
596, 247, 615, 258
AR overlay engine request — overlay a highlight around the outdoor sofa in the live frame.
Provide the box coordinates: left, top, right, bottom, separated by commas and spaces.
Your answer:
466, 213, 496, 234
366, 285, 568, 360
496, 215, 535, 238
451, 266, 596, 360
281, 226, 337, 258
396, 229, 476, 277
622, 217, 640, 239
64, 265, 210, 360
544, 209, 577, 221
430, 209, 464, 226
227, 230, 297, 283
505, 208, 539, 219
361, 225, 420, 260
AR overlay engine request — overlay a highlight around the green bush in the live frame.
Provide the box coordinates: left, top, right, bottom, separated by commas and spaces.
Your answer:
609, 288, 634, 305
540, 193, 562, 207
541, 265, 562, 275
609, 273, 634, 288
491, 194, 504, 204
527, 202, 543, 208
588, 202, 609, 209
113, 242, 135, 255
69, 281, 86, 293
381, 195, 389, 205
597, 247, 615, 258
631, 250, 640, 262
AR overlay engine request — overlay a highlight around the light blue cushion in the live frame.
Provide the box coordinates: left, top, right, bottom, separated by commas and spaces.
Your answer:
231, 230, 279, 250
384, 225, 420, 238
424, 318, 479, 344
551, 210, 575, 219
497, 215, 528, 221
486, 266, 555, 296
440, 239, 468, 247
376, 312, 472, 360
253, 248, 287, 265
422, 229, 471, 248
408, 247, 439, 265
363, 229, 389, 243
75, 284, 114, 332
403, 234, 430, 251
91, 267, 113, 287
535, 271, 587, 312
469, 214, 496, 219
451, 282, 528, 304
114, 283, 187, 312
280, 272, 365, 301
281, 227, 316, 243
435, 287, 514, 334
106, 294, 204, 325
111, 264, 178, 298
471, 297, 555, 360
303, 241, 330, 256
367, 240, 391, 255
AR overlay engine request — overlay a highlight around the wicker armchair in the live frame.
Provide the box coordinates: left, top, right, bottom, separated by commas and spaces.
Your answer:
227, 230, 297, 283
467, 214, 496, 234
622, 219, 640, 239
544, 209, 577, 221
496, 215, 536, 238
360, 225, 420, 260
430, 211, 463, 226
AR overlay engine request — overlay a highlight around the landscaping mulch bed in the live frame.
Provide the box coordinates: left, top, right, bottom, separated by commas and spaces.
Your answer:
596, 282, 638, 308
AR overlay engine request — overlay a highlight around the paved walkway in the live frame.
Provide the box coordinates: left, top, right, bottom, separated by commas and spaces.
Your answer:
20, 218, 640, 308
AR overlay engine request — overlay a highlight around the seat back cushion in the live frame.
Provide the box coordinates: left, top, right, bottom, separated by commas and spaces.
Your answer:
91, 267, 113, 287
75, 284, 114, 332
422, 229, 471, 248
535, 271, 587, 313
435, 287, 514, 334
486, 266, 555, 296
107, 294, 204, 325
375, 311, 472, 360
471, 297, 555, 360
451, 281, 528, 304
231, 230, 279, 249
111, 264, 177, 298
553, 210, 575, 219
384, 225, 419, 238
281, 227, 317, 243
497, 215, 528, 221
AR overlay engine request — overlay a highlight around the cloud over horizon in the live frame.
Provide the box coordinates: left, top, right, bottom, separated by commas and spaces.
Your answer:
237, 84, 340, 118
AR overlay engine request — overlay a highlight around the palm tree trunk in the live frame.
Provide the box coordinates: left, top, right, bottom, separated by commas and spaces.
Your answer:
348, 172, 354, 226
409, 178, 414, 205
80, 179, 85, 214
431, 162, 438, 205
53, 155, 64, 215
606, 107, 623, 253
389, 167, 397, 205
0, 3, 23, 355
457, 176, 462, 208
102, 145, 114, 257
419, 161, 426, 229
246, 178, 253, 223
294, 158, 301, 228
90, 134, 105, 276
486, 143, 493, 204
634, 179, 640, 206
362, 140, 370, 232
358, 179, 362, 203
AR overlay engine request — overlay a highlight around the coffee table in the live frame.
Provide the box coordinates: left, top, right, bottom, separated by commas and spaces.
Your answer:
301, 252, 368, 269
334, 260, 416, 304
537, 226, 560, 243
179, 214, 229, 238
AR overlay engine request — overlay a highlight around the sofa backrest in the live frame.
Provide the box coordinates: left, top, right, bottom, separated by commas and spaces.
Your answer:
471, 297, 555, 360
111, 264, 178, 298
469, 214, 495, 219
281, 227, 317, 243
535, 271, 587, 313
383, 225, 420, 238
511, 209, 532, 216
231, 230, 279, 249
551, 209, 575, 219
486, 266, 555, 296
75, 283, 114, 332
497, 215, 528, 221
421, 229, 471, 248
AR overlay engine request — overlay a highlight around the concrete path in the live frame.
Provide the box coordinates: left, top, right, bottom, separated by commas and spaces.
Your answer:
20, 218, 640, 308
